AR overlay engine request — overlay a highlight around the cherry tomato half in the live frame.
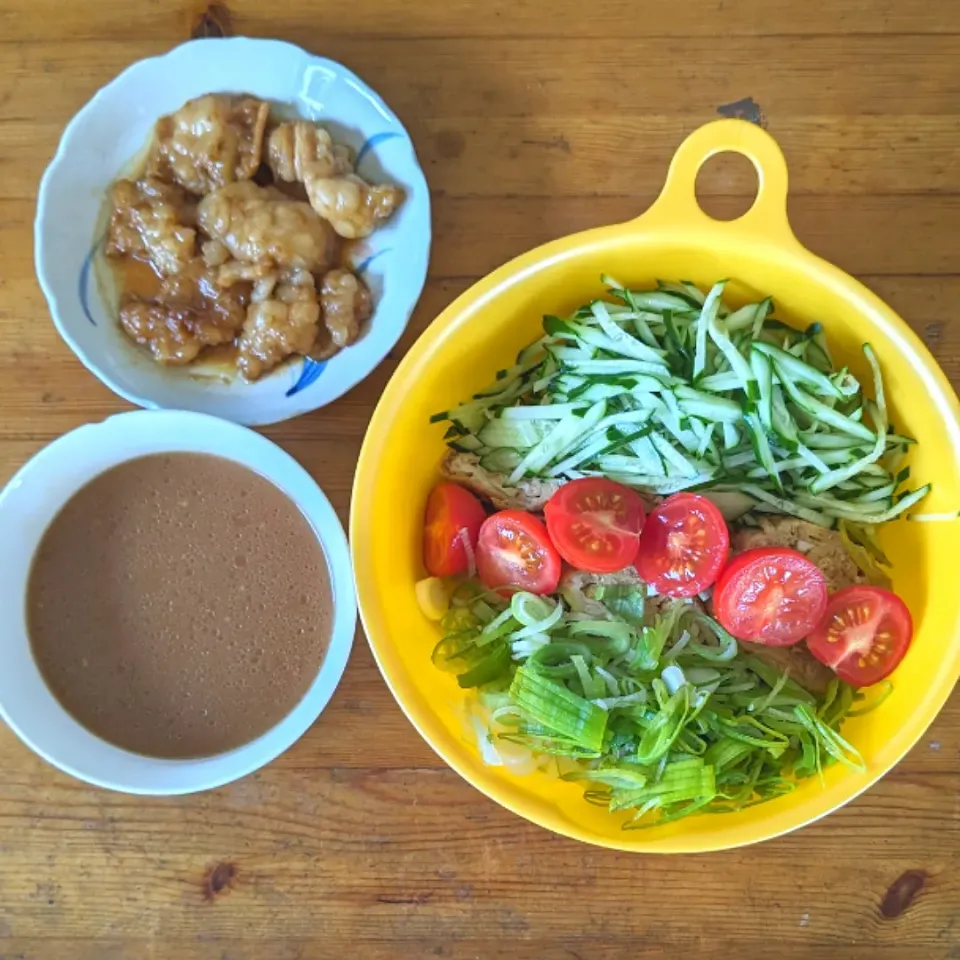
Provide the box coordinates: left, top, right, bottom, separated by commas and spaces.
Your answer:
806, 585, 913, 687
544, 477, 646, 574
423, 483, 487, 578
634, 493, 729, 598
714, 547, 828, 646
476, 510, 562, 595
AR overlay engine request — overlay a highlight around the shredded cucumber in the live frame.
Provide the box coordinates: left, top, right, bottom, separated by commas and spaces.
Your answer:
431, 279, 935, 527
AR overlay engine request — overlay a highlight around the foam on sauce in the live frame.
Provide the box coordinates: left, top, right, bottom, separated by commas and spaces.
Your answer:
27, 453, 332, 759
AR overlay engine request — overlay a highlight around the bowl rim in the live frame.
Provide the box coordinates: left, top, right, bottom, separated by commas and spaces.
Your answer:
351, 183, 960, 852
0, 409, 356, 794
33, 36, 431, 426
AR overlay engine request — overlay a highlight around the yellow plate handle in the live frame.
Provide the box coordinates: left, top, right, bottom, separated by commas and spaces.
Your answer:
636, 119, 800, 248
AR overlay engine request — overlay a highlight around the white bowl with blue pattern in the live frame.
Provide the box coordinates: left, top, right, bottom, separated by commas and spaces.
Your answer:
34, 38, 431, 426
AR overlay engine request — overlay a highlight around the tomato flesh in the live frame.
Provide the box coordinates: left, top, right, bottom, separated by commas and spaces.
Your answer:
807, 585, 913, 686
476, 510, 562, 595
713, 547, 827, 646
634, 493, 729, 598
423, 483, 487, 578
544, 477, 646, 574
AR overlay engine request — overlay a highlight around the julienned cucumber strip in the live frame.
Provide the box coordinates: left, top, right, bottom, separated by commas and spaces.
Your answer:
737, 484, 834, 526
743, 412, 783, 493
477, 418, 545, 450
508, 400, 607, 482
808, 347, 887, 494
908, 511, 960, 522
694, 281, 726, 379
707, 293, 758, 401
588, 301, 668, 364
750, 348, 774, 431
798, 484, 932, 523
432, 280, 936, 525
778, 373, 875, 443
752, 341, 844, 399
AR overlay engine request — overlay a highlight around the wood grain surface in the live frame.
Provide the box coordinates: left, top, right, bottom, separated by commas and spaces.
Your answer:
0, 2, 958, 958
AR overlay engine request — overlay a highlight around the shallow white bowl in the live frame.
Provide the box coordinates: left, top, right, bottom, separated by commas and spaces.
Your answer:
0, 410, 356, 794
35, 38, 431, 426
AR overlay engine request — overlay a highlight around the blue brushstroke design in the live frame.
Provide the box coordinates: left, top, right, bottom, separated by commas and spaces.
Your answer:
284, 244, 389, 399
356, 131, 402, 168
78, 239, 102, 326
354, 248, 390, 277
286, 357, 328, 397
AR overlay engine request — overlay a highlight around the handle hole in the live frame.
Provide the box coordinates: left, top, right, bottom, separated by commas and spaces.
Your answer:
694, 151, 759, 222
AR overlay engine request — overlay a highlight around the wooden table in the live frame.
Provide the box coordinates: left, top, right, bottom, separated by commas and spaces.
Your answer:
1, 2, 958, 957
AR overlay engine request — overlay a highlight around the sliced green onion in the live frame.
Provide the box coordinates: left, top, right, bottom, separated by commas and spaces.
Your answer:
593, 583, 645, 626
510, 665, 608, 752
510, 593, 562, 632
794, 704, 866, 772
457, 644, 511, 688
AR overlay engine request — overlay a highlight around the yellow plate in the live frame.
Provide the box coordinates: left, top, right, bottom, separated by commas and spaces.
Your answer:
351, 119, 960, 852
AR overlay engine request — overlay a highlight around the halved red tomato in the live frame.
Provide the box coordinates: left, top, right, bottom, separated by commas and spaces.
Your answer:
714, 547, 827, 646
544, 477, 646, 574
476, 510, 562, 595
806, 585, 913, 687
634, 493, 729, 598
423, 483, 487, 578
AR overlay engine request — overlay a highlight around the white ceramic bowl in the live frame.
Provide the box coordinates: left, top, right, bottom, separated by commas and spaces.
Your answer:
35, 38, 431, 426
0, 410, 356, 794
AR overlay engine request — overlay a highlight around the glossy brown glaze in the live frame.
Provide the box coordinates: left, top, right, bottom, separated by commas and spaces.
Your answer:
104, 173, 359, 379
27, 453, 331, 758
